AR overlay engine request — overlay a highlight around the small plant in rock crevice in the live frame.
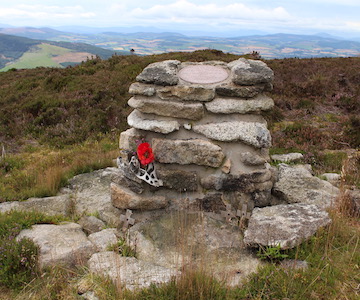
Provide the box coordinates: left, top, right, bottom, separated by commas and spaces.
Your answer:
107, 237, 137, 258
256, 244, 289, 263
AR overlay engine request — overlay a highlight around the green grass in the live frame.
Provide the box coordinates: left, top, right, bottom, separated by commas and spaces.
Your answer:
1, 43, 70, 71
0, 137, 118, 201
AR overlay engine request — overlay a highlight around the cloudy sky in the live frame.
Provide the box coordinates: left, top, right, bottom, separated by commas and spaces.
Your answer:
0, 0, 359, 37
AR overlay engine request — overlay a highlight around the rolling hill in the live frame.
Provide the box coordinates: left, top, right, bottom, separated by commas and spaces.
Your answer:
1, 26, 360, 58
0, 33, 129, 71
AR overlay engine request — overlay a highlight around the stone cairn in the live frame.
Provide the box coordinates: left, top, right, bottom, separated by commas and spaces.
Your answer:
112, 58, 275, 220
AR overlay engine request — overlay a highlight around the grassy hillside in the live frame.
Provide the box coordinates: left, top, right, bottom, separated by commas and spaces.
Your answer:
1, 43, 71, 71
0, 33, 127, 70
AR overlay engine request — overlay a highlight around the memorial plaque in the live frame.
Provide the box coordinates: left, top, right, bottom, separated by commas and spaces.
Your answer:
179, 65, 229, 84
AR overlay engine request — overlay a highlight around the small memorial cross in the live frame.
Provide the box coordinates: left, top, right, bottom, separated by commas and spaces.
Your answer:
221, 204, 237, 223
120, 209, 135, 231
237, 204, 252, 229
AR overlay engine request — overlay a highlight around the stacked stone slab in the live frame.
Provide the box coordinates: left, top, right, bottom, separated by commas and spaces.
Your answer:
113, 58, 275, 214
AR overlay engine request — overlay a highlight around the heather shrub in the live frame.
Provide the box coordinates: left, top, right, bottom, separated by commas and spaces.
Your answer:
0, 211, 65, 290
345, 116, 360, 148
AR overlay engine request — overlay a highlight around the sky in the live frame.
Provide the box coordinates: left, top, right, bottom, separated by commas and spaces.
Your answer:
0, 0, 360, 37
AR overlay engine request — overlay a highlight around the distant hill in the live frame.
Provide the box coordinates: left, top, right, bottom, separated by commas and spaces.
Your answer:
1, 26, 360, 58
0, 33, 129, 70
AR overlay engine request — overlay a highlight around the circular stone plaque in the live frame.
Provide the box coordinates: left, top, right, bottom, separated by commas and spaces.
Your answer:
179, 65, 229, 84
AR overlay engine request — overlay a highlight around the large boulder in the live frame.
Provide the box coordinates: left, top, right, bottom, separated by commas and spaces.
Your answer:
1, 168, 122, 226
244, 203, 331, 249
129, 82, 156, 97
88, 228, 119, 252
128, 96, 204, 120
192, 121, 271, 148
111, 183, 168, 210
205, 95, 274, 114
156, 85, 215, 102
65, 168, 123, 226
229, 58, 274, 86
127, 212, 261, 286
88, 252, 176, 290
78, 215, 106, 235
136, 60, 180, 86
127, 110, 180, 134
215, 83, 266, 98
273, 164, 339, 209
157, 168, 198, 192
152, 138, 225, 168
16, 222, 96, 268
0, 195, 72, 216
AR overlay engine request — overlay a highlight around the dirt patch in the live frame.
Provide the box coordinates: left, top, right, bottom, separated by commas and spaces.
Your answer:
52, 52, 94, 64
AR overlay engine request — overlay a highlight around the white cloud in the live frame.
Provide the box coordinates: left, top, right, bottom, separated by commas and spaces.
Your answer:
0, 4, 95, 22
128, 1, 291, 22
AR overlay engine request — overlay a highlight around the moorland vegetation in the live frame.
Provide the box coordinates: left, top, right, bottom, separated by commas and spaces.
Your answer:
0, 50, 359, 299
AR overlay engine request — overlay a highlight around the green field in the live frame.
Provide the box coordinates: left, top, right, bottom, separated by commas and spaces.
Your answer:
1, 43, 71, 71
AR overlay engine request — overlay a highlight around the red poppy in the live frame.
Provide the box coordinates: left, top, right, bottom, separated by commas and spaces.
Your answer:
137, 142, 155, 166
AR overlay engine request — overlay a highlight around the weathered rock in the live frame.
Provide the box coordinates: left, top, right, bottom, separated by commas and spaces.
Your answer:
215, 83, 266, 98
128, 96, 204, 120
127, 110, 180, 134
136, 60, 180, 86
0, 195, 71, 216
16, 222, 96, 268
271, 153, 304, 163
128, 212, 261, 286
110, 167, 144, 194
205, 95, 274, 114
88, 228, 118, 252
81, 291, 99, 300
229, 58, 274, 86
321, 173, 341, 187
201, 170, 272, 192
252, 190, 280, 207
152, 138, 225, 168
119, 128, 142, 151
66, 168, 122, 225
0, 201, 20, 213
240, 152, 267, 166
196, 193, 226, 213
24, 195, 72, 215
244, 203, 331, 249
129, 82, 156, 96
157, 86, 215, 102
273, 164, 339, 209
78, 215, 106, 235
254, 180, 273, 191
157, 169, 198, 192
280, 260, 309, 271
111, 183, 168, 210
193, 121, 271, 148
88, 252, 176, 290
